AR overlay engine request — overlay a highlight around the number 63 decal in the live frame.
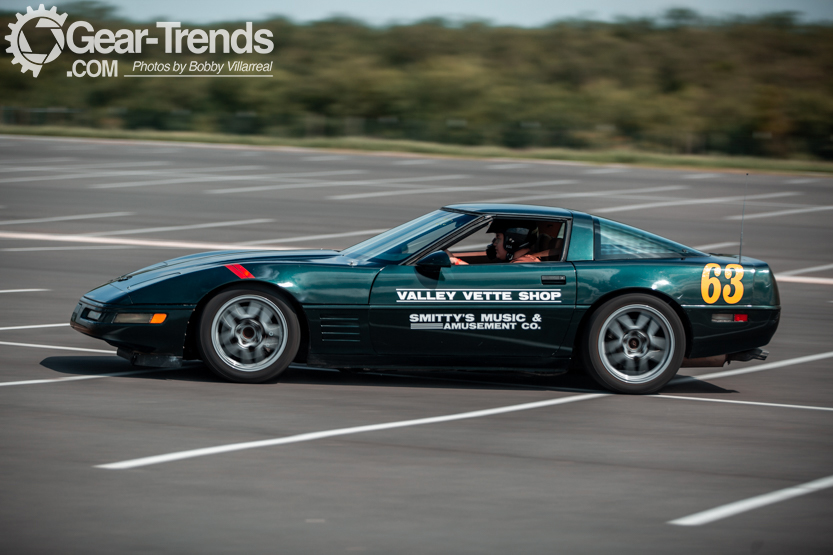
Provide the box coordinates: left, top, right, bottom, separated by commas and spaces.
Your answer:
701, 263, 744, 304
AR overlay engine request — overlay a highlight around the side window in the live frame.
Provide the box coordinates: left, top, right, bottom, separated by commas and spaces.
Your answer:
444, 218, 569, 264
594, 217, 693, 260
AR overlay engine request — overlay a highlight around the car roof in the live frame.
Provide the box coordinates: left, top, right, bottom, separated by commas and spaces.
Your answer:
444, 203, 576, 219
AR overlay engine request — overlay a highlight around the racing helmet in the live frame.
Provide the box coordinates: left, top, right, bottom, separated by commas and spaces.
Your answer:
486, 221, 538, 261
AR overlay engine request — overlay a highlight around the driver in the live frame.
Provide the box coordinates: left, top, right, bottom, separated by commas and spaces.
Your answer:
486, 222, 540, 263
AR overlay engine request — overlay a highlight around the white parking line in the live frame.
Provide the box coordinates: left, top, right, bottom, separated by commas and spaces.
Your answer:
593, 192, 800, 214
242, 228, 388, 246
584, 167, 626, 175
0, 367, 175, 388
0, 323, 69, 331
0, 162, 172, 183
0, 289, 50, 293
81, 219, 274, 237
775, 276, 833, 285
0, 231, 293, 251
95, 349, 833, 470
93, 169, 365, 190
682, 173, 718, 179
693, 241, 739, 252
726, 205, 833, 220
785, 178, 818, 184
653, 394, 833, 412
392, 159, 435, 165
0, 212, 134, 226
96, 393, 607, 469
211, 174, 469, 195
0, 340, 113, 353
303, 155, 346, 161
673, 351, 833, 384
2, 246, 138, 252
486, 163, 528, 170
778, 263, 833, 276
0, 158, 75, 172
330, 179, 577, 201
480, 185, 686, 204
669, 474, 833, 526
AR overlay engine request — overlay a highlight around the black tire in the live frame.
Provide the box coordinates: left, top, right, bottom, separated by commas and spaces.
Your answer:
583, 294, 685, 394
198, 285, 300, 383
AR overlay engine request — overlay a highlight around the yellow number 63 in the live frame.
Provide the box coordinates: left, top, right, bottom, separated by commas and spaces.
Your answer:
701, 263, 744, 304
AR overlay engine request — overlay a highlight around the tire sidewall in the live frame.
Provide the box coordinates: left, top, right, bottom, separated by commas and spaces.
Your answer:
198, 285, 300, 383
585, 293, 685, 394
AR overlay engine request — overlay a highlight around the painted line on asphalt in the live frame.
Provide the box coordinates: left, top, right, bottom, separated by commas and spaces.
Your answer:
776, 263, 833, 277
0, 340, 114, 353
0, 289, 50, 293
480, 185, 686, 204
0, 367, 176, 388
362, 370, 602, 395
81, 218, 274, 237
392, 159, 436, 165
486, 163, 528, 170
303, 155, 346, 161
212, 174, 470, 195
0, 323, 69, 331
96, 350, 833, 469
0, 162, 172, 183
593, 192, 800, 214
93, 169, 366, 190
96, 393, 607, 469
242, 228, 388, 246
673, 351, 833, 384
2, 245, 138, 252
0, 231, 294, 251
330, 179, 577, 201
0, 212, 134, 226
669, 474, 833, 526
682, 173, 718, 179
693, 241, 738, 252
0, 158, 75, 172
726, 205, 833, 220
584, 167, 627, 175
653, 394, 833, 413
775, 276, 833, 285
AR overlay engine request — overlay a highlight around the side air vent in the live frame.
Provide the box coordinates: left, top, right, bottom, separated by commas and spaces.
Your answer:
320, 316, 361, 342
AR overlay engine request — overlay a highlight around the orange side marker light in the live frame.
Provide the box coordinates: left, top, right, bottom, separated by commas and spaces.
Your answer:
150, 313, 167, 324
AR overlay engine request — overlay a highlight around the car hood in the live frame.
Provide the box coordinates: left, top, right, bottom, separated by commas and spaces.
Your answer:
107, 249, 343, 289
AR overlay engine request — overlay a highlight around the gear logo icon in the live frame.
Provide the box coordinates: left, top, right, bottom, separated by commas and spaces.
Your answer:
5, 4, 68, 78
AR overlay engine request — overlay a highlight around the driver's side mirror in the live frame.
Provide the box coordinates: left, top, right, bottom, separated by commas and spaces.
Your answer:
416, 250, 451, 276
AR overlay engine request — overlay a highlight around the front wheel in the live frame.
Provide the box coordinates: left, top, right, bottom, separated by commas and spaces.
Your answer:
584, 294, 685, 394
198, 286, 300, 383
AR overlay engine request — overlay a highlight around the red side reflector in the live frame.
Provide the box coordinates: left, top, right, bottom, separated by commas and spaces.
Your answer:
734, 314, 748, 322
225, 264, 254, 279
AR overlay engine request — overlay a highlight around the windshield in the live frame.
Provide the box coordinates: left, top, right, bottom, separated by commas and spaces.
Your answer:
595, 217, 704, 260
342, 210, 478, 264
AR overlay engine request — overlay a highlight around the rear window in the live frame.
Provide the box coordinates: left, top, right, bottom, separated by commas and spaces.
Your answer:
594, 218, 700, 260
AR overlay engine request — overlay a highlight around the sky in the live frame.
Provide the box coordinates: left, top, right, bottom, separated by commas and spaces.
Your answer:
1, 0, 832, 26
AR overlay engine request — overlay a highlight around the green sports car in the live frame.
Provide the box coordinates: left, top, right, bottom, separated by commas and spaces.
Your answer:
70, 204, 780, 394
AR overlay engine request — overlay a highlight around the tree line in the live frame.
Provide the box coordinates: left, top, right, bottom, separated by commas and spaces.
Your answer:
2, 4, 832, 159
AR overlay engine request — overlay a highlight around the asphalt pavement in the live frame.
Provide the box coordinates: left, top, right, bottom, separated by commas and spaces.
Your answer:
1, 134, 832, 554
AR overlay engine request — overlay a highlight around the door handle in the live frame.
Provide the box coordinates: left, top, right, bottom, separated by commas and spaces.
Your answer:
541, 275, 567, 285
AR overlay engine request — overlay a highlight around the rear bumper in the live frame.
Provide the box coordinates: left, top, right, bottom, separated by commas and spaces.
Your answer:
70, 298, 194, 357
685, 306, 780, 359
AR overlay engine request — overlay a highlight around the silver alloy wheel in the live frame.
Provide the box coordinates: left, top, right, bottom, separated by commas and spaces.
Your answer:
597, 304, 675, 384
210, 294, 288, 372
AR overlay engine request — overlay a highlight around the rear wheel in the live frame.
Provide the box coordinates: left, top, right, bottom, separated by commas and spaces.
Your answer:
584, 294, 685, 394
198, 286, 300, 383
